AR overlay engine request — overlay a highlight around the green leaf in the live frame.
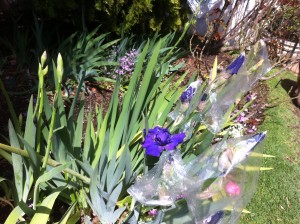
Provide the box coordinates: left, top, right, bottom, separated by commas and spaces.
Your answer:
83, 108, 93, 161
128, 40, 162, 135
65, 211, 81, 224
58, 201, 77, 224
53, 126, 72, 163
0, 148, 12, 164
8, 120, 23, 202
19, 137, 39, 172
163, 200, 193, 223
107, 41, 150, 162
73, 94, 84, 158
4, 206, 23, 224
31, 187, 65, 224
33, 162, 72, 209
18, 200, 35, 218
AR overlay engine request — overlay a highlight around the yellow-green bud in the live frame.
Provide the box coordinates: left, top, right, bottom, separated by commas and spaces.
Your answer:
56, 53, 63, 84
43, 65, 48, 76
41, 51, 47, 67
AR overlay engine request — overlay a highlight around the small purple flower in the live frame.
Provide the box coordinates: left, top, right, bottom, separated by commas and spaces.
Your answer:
142, 126, 185, 157
148, 209, 158, 216
245, 93, 257, 102
226, 52, 245, 75
236, 112, 248, 123
247, 125, 257, 134
114, 49, 138, 76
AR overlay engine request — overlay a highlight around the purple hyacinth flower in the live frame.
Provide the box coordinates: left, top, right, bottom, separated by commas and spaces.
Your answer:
226, 52, 245, 75
203, 211, 224, 224
142, 126, 185, 157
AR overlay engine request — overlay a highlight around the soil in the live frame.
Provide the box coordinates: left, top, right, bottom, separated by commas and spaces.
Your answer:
0, 51, 293, 223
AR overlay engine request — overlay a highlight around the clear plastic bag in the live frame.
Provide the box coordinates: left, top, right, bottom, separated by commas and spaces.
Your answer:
128, 132, 266, 222
188, 0, 225, 18
185, 132, 266, 223
168, 80, 203, 139
201, 40, 271, 134
128, 150, 187, 206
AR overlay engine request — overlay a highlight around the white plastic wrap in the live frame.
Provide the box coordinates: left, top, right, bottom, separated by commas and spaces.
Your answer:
128, 150, 187, 206
201, 40, 271, 134
128, 132, 266, 224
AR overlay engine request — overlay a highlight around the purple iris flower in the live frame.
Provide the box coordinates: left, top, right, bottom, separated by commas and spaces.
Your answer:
226, 52, 245, 75
247, 131, 266, 151
142, 126, 185, 157
180, 86, 195, 103
203, 211, 224, 224
180, 80, 201, 103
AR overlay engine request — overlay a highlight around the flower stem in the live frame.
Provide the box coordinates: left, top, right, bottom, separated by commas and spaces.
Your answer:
0, 143, 90, 184
41, 87, 59, 170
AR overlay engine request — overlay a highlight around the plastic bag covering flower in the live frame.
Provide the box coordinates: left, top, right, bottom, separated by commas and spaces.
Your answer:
128, 132, 266, 222
184, 132, 266, 223
128, 150, 187, 206
142, 126, 185, 157
168, 80, 203, 139
180, 80, 202, 103
201, 40, 271, 134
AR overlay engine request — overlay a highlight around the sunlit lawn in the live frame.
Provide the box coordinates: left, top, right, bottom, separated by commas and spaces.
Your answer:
240, 70, 300, 223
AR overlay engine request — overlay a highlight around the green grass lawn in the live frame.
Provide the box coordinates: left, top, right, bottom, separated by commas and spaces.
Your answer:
240, 70, 300, 223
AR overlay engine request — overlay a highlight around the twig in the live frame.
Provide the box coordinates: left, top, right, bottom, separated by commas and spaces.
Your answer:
260, 67, 287, 81
266, 95, 300, 108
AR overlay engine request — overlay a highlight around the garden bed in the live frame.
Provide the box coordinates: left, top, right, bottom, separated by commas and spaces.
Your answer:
0, 51, 271, 222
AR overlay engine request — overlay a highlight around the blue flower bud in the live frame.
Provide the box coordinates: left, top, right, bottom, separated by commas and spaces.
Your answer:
226, 52, 245, 75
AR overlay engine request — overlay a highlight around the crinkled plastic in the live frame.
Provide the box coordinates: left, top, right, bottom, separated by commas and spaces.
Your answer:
201, 40, 271, 134
168, 80, 203, 139
188, 0, 225, 18
130, 40, 270, 222
127, 150, 187, 206
185, 132, 266, 182
128, 132, 266, 223
184, 132, 266, 223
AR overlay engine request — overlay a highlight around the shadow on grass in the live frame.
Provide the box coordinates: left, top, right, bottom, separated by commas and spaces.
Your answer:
278, 78, 300, 108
